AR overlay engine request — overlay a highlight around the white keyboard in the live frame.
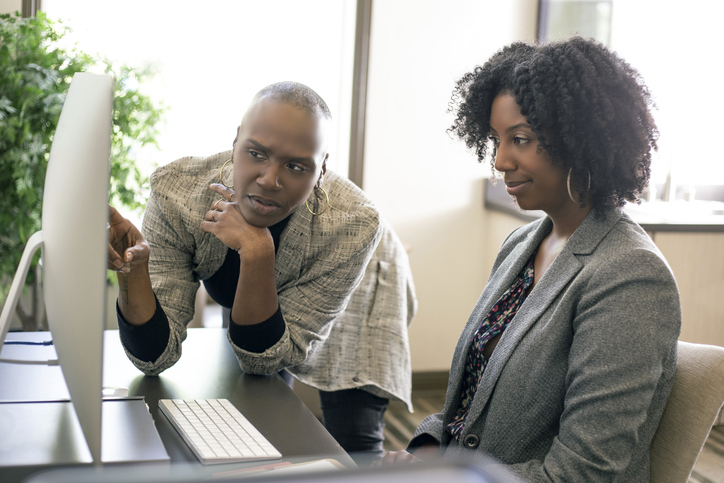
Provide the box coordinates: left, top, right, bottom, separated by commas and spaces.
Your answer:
158, 398, 282, 465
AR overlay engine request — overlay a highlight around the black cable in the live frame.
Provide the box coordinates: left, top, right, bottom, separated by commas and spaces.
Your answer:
4, 340, 53, 346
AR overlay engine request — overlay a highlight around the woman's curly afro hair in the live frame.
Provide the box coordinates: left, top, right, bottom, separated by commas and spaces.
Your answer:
449, 37, 658, 211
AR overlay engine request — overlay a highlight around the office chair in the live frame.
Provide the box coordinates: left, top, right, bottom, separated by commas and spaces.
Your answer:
650, 341, 724, 483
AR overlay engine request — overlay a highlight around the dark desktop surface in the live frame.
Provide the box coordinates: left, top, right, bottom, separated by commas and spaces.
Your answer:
0, 329, 353, 482
2, 330, 527, 483
102, 329, 352, 465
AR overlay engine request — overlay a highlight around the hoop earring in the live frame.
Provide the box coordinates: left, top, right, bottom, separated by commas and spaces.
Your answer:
567, 168, 576, 203
219, 159, 233, 189
306, 187, 329, 216
567, 168, 592, 203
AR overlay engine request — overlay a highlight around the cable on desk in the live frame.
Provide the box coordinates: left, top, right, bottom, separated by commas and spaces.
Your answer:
3, 340, 54, 346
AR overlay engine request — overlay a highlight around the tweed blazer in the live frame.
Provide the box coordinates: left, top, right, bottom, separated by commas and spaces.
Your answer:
412, 208, 681, 481
121, 151, 416, 409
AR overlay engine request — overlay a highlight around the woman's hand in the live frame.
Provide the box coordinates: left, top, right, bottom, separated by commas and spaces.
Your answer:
202, 184, 278, 326
372, 443, 439, 466
201, 184, 273, 257
108, 205, 150, 273
372, 450, 422, 466
108, 206, 155, 325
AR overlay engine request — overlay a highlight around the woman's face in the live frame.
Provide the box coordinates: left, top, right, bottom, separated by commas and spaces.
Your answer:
489, 92, 570, 216
232, 100, 328, 228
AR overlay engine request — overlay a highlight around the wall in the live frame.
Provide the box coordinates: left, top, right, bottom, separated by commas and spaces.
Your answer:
484, 208, 724, 348
0, 0, 21, 14
363, 0, 538, 372
651, 232, 724, 347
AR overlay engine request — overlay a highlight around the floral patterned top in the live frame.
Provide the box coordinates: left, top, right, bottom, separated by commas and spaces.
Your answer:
446, 253, 536, 440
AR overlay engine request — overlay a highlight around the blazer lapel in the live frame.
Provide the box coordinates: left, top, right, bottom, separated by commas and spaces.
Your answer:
273, 204, 313, 290
460, 208, 622, 427
466, 249, 583, 419
443, 218, 551, 422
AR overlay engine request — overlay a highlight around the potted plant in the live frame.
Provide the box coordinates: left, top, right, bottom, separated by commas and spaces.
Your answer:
0, 11, 165, 329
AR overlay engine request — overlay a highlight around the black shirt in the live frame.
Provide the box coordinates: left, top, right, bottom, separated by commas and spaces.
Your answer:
118, 216, 291, 362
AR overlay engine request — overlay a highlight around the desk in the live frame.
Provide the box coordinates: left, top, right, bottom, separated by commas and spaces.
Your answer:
0, 329, 354, 482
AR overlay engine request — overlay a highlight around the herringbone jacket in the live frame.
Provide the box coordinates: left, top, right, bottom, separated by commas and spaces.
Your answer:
121, 151, 416, 409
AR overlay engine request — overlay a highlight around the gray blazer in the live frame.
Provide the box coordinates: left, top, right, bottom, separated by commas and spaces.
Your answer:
122, 151, 416, 409
412, 208, 681, 482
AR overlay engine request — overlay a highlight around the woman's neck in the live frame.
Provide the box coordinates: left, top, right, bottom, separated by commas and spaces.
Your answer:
532, 204, 591, 289
548, 202, 592, 242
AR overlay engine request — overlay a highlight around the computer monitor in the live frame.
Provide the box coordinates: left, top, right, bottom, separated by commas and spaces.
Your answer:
25, 456, 527, 483
0, 72, 113, 463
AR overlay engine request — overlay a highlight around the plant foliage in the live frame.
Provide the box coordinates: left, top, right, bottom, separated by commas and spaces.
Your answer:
0, 12, 164, 289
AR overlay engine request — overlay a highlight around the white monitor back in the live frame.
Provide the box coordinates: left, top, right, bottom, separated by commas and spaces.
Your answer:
42, 72, 113, 462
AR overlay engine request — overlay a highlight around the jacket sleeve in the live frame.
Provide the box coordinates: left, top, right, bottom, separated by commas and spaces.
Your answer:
409, 412, 445, 450
508, 247, 681, 482
118, 170, 200, 376
227, 206, 383, 375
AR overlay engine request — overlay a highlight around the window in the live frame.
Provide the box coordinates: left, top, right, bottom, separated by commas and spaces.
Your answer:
611, 0, 724, 202
42, 0, 357, 177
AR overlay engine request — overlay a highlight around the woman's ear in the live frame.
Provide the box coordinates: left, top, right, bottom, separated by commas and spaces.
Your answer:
316, 155, 328, 188
232, 125, 241, 150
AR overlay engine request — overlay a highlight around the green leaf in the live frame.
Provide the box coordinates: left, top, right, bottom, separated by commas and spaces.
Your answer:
0, 12, 164, 287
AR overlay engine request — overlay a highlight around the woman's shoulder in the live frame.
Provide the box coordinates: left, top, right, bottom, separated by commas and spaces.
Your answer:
323, 171, 379, 223
296, 170, 381, 247
145, 151, 229, 232
581, 209, 674, 279
148, 151, 229, 213
598, 210, 662, 255
324, 170, 376, 210
150, 151, 229, 193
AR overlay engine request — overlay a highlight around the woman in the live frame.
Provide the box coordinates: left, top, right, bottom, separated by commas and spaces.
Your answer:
380, 38, 681, 482
108, 82, 416, 461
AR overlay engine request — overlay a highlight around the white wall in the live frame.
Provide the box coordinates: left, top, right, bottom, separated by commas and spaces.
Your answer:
0, 0, 21, 14
363, 0, 537, 372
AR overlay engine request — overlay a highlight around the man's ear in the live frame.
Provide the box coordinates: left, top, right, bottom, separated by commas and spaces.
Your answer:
316, 155, 328, 188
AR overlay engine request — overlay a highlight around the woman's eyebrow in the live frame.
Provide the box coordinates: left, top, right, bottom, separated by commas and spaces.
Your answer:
489, 123, 532, 134
505, 123, 532, 133
246, 138, 315, 164
246, 139, 269, 152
